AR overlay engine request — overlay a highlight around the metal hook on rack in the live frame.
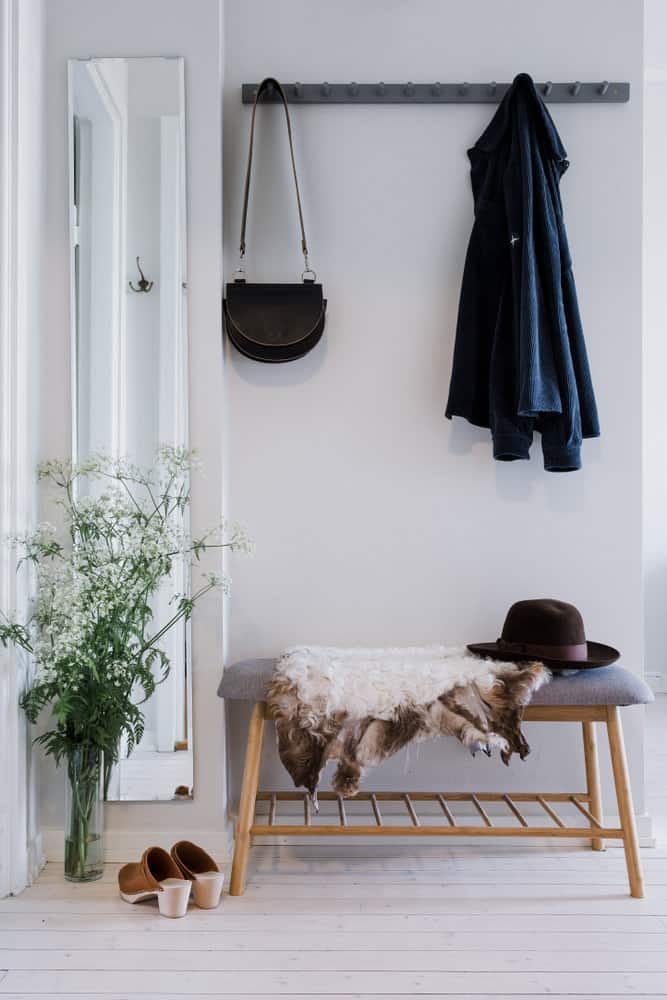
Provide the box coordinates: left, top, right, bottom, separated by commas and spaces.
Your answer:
128, 256, 153, 293
543, 81, 553, 97
377, 81, 386, 97
488, 81, 497, 97
321, 81, 332, 97
458, 81, 470, 96
348, 81, 359, 96
404, 81, 415, 97
570, 81, 582, 97
599, 80, 609, 96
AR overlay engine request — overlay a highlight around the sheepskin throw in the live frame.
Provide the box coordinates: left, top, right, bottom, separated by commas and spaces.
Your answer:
268, 646, 550, 798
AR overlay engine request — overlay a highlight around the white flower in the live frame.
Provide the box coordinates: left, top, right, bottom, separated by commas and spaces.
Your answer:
227, 522, 255, 556
9, 447, 252, 714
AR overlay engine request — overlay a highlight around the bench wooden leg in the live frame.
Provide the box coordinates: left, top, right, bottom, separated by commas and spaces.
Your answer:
582, 720, 604, 851
606, 706, 644, 898
229, 702, 265, 896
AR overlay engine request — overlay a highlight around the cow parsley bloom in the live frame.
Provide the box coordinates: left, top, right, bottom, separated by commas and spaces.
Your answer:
0, 447, 251, 795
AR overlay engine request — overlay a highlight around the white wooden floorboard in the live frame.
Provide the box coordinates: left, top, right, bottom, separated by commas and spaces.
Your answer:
0, 695, 665, 998
2, 930, 667, 952
3, 947, 667, 972
3, 911, 666, 933
3, 969, 667, 994
0, 996, 663, 1000
6, 885, 667, 909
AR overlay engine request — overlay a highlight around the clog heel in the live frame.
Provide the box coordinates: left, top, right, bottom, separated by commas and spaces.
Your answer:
171, 840, 224, 909
118, 846, 192, 918
156, 877, 192, 918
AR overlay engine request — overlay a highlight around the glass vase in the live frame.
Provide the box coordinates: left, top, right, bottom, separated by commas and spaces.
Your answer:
64, 744, 104, 882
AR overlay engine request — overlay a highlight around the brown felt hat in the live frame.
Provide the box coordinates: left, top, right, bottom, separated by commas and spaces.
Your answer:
468, 599, 619, 670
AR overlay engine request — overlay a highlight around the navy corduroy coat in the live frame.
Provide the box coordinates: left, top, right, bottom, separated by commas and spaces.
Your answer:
445, 74, 599, 472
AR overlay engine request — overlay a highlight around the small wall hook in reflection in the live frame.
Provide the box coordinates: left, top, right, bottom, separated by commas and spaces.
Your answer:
129, 256, 154, 293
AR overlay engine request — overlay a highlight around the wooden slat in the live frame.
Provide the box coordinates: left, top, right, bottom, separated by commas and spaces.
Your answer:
337, 795, 347, 827
470, 794, 493, 827
402, 794, 420, 827
250, 824, 624, 838
537, 795, 566, 828
502, 794, 528, 827
524, 705, 607, 722
268, 793, 277, 827
265, 703, 610, 723
437, 795, 456, 826
255, 791, 589, 803
370, 793, 383, 826
304, 794, 312, 826
571, 795, 604, 828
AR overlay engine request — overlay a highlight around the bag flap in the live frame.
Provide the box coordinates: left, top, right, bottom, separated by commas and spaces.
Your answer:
224, 282, 325, 347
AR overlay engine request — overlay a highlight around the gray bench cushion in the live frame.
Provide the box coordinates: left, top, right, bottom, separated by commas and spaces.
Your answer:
217, 658, 654, 707
218, 659, 275, 702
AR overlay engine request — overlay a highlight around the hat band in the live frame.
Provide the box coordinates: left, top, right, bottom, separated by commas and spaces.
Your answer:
497, 638, 588, 661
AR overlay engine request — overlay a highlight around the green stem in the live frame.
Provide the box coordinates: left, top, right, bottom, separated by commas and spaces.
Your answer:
140, 581, 215, 653
66, 746, 101, 880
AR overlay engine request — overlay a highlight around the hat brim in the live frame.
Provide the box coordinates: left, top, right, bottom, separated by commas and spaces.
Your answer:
466, 640, 620, 671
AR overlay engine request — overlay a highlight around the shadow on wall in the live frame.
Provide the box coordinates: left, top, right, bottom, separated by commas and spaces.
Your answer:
447, 415, 602, 509
226, 332, 328, 387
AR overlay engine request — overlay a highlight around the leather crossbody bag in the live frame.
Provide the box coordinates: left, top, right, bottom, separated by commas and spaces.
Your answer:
223, 77, 326, 363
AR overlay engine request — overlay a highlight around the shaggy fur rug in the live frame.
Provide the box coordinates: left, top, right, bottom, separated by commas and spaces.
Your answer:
267, 646, 550, 798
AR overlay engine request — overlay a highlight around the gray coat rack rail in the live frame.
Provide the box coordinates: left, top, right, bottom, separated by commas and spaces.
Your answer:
241, 81, 629, 104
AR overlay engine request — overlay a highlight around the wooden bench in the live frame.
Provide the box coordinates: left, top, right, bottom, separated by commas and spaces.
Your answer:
218, 660, 653, 898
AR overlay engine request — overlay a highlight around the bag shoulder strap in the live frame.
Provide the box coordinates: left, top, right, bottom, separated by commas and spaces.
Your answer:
238, 77, 313, 278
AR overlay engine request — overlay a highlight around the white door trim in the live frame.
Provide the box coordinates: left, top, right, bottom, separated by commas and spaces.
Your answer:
0, 0, 43, 897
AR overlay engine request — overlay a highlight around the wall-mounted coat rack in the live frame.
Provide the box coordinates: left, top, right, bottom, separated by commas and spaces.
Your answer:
241, 81, 629, 105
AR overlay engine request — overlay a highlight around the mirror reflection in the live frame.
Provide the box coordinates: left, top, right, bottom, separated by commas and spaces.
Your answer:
69, 57, 191, 801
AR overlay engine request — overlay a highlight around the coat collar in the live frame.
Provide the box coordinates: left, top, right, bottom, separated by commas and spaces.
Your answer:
474, 73, 568, 162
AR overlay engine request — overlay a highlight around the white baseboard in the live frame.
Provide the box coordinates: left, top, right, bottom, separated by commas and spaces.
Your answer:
27, 832, 45, 884
41, 828, 232, 865
631, 812, 655, 847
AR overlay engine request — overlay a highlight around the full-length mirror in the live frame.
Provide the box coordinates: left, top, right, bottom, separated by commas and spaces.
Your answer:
69, 57, 191, 801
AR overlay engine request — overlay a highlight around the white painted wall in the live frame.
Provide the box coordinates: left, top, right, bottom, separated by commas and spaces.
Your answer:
41, 0, 225, 858
643, 0, 667, 691
223, 0, 647, 822
38, 0, 648, 856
